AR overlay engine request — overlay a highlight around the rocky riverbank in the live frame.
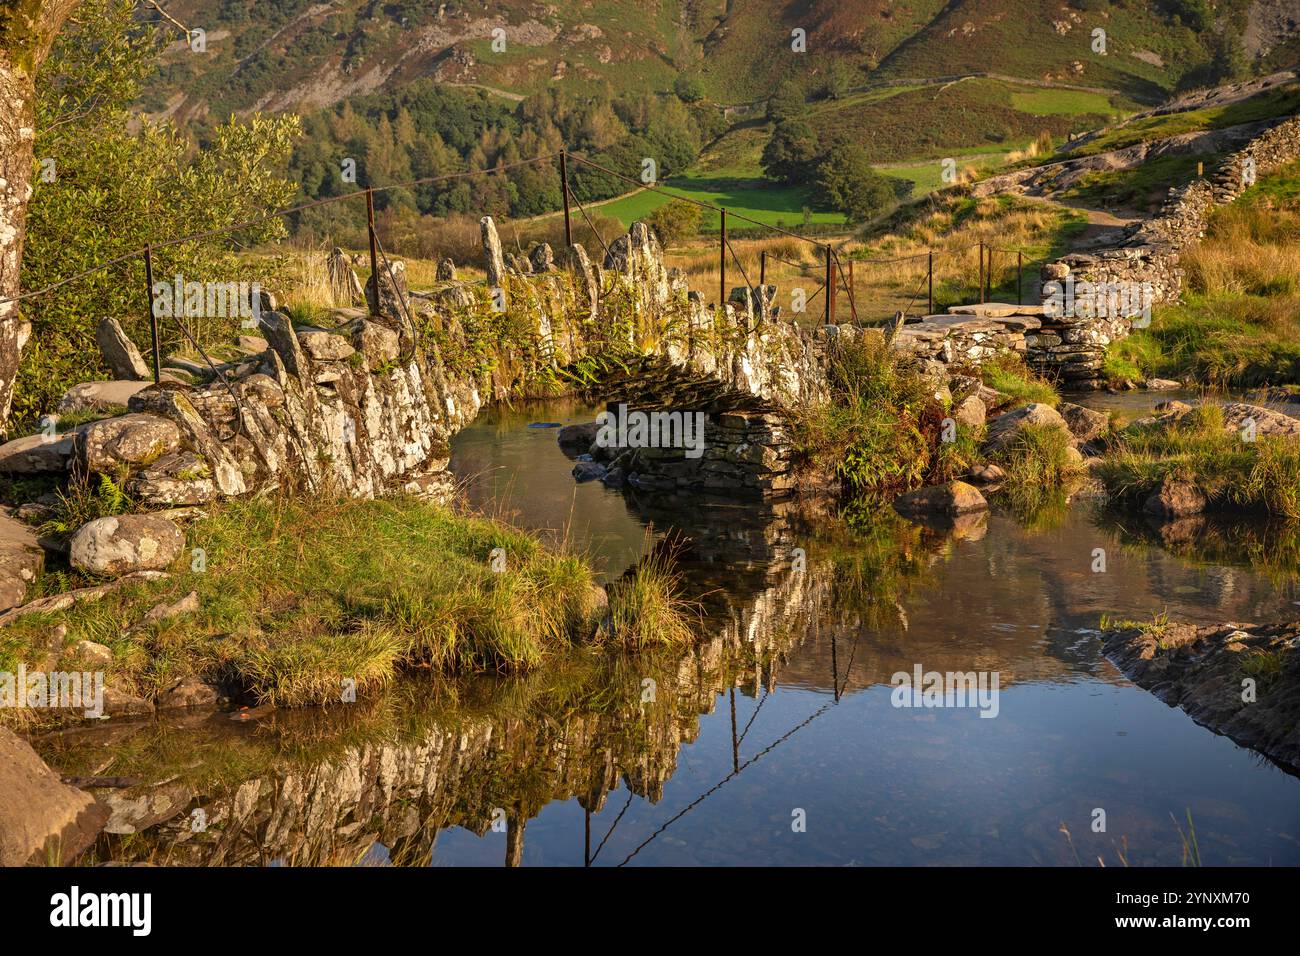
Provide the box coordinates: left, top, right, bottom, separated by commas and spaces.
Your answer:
1102, 617, 1300, 772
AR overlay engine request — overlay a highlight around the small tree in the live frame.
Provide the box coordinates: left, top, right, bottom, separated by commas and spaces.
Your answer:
672, 75, 705, 103
814, 142, 897, 223
766, 79, 806, 124
761, 121, 821, 186
646, 200, 702, 246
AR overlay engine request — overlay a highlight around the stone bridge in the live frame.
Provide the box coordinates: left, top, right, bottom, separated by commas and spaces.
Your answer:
1, 220, 846, 511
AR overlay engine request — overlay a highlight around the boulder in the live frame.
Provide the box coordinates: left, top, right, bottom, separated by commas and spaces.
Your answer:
157, 677, 219, 711
142, 589, 200, 625
436, 258, 456, 281
1220, 402, 1300, 440
258, 310, 309, 378
1144, 378, 1181, 390
77, 413, 182, 474
1143, 475, 1207, 517
557, 422, 601, 456
298, 330, 356, 362
0, 509, 43, 611
57, 380, 148, 414
572, 461, 607, 483
100, 780, 194, 835
893, 480, 988, 517
967, 463, 1006, 484
125, 451, 217, 507
346, 319, 401, 365
952, 394, 986, 428
530, 243, 556, 273
69, 514, 185, 577
0, 727, 108, 865
236, 334, 269, 355
94, 317, 151, 380
983, 402, 1070, 453
70, 639, 113, 667
1058, 402, 1110, 443
0, 430, 75, 474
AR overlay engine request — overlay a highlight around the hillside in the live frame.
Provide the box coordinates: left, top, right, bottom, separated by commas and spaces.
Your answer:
142, 0, 1298, 124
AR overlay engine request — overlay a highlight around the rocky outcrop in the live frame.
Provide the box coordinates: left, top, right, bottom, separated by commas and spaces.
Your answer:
1103, 618, 1300, 771
0, 727, 108, 865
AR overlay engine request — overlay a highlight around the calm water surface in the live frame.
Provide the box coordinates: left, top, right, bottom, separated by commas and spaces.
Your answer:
39, 399, 1300, 866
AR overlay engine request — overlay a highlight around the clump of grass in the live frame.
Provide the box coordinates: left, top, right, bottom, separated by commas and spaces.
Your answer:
603, 540, 697, 649
1099, 609, 1170, 640
1095, 403, 1300, 516
792, 334, 941, 497
989, 421, 1081, 521
1, 495, 628, 714
978, 352, 1059, 408
1239, 647, 1287, 686
38, 472, 134, 537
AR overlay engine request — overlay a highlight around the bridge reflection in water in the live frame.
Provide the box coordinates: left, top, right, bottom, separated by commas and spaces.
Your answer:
35, 403, 1300, 866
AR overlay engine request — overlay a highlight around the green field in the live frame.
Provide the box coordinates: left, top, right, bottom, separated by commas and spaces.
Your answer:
597, 171, 846, 231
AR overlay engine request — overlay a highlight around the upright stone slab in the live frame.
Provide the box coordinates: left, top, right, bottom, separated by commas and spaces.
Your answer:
481, 216, 506, 288
95, 317, 151, 380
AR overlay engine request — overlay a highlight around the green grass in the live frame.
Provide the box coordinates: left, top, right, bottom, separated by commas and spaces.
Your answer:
793, 333, 987, 497
0, 495, 695, 716
1009, 88, 1123, 118
1095, 404, 1300, 519
597, 170, 846, 231
1060, 153, 1219, 213
978, 353, 1060, 408
1063, 83, 1300, 158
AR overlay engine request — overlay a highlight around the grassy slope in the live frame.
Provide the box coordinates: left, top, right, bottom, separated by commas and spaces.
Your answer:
1103, 157, 1300, 388
147, 1, 1224, 117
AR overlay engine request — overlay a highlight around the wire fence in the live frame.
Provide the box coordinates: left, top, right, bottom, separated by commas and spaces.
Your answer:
6, 146, 1056, 417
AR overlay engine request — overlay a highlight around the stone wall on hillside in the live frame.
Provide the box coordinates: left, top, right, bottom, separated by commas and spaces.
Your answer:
1032, 113, 1300, 388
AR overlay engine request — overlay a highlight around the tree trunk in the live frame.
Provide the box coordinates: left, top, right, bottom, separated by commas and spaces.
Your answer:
0, 0, 80, 435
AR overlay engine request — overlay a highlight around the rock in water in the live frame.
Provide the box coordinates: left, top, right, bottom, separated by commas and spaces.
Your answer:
0, 728, 108, 865
69, 514, 185, 577
1057, 402, 1110, 443
983, 402, 1071, 453
95, 317, 151, 381
893, 480, 988, 516
1143, 475, 1207, 517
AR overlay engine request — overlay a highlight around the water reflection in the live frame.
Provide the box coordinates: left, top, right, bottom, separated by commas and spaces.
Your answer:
33, 403, 1300, 867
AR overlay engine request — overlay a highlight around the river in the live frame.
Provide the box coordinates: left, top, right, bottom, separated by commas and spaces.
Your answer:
35, 396, 1300, 866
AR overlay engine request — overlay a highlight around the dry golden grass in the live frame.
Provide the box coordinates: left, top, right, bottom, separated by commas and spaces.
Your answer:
659, 195, 1079, 324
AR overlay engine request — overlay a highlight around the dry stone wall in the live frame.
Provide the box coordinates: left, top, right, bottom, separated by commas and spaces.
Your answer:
1029, 113, 1300, 387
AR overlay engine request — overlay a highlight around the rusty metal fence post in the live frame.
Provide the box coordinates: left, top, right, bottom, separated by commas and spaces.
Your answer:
760, 250, 766, 287
559, 149, 573, 247
719, 208, 727, 311
978, 242, 985, 304
1017, 251, 1023, 306
825, 246, 836, 323
366, 186, 379, 316
143, 244, 160, 384
928, 251, 934, 315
